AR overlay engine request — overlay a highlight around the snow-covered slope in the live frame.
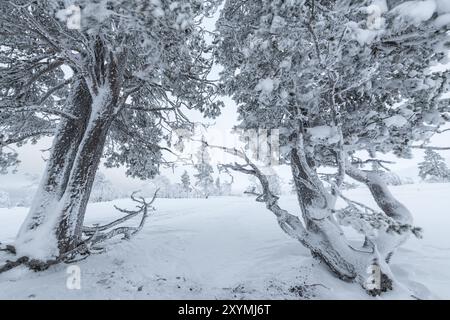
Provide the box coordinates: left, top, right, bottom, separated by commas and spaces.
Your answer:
0, 183, 449, 299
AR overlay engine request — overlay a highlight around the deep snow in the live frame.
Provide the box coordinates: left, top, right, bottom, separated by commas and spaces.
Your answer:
0, 183, 449, 299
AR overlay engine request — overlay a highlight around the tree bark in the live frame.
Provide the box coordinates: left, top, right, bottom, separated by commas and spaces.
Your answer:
15, 80, 92, 257
15, 80, 120, 258
55, 94, 115, 254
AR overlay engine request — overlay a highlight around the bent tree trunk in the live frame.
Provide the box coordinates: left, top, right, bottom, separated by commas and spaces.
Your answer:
289, 148, 414, 293
290, 149, 359, 281
291, 149, 417, 294
15, 81, 117, 260
224, 142, 415, 295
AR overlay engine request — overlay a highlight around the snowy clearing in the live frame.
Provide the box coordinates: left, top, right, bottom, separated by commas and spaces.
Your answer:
1, 183, 449, 300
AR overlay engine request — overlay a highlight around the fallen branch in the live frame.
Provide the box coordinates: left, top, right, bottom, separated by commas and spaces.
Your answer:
83, 189, 158, 243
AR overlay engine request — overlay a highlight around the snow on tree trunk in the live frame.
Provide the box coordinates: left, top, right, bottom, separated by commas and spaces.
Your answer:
289, 148, 361, 281
15, 80, 92, 259
16, 83, 117, 259
55, 89, 116, 255
345, 164, 413, 259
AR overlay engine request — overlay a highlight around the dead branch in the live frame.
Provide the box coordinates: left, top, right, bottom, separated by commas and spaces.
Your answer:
83, 190, 158, 242
0, 256, 29, 273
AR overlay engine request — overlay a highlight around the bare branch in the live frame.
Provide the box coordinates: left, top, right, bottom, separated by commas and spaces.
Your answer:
1, 105, 79, 120
83, 190, 158, 239
411, 145, 450, 150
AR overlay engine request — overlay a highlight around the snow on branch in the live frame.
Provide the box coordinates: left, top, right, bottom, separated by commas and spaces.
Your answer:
334, 189, 423, 240
0, 130, 56, 147
83, 190, 158, 244
1, 105, 79, 121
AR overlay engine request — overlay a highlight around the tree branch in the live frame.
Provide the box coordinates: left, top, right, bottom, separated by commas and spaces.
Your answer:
0, 130, 55, 146
83, 190, 158, 241
1, 105, 79, 120
411, 145, 450, 150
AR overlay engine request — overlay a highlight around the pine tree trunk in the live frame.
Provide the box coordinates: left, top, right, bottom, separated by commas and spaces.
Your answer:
290, 149, 359, 281
15, 81, 118, 259
55, 103, 115, 254
15, 80, 92, 258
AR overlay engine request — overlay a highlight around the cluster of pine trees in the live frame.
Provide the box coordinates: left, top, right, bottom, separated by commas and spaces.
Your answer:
1, 0, 450, 295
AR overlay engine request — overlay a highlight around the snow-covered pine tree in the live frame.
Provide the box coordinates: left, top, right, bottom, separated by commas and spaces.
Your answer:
216, 0, 450, 294
418, 149, 450, 182
0, 0, 222, 261
194, 139, 214, 198
181, 170, 192, 197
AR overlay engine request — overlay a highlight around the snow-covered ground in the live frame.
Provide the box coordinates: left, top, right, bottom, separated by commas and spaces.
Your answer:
0, 183, 449, 300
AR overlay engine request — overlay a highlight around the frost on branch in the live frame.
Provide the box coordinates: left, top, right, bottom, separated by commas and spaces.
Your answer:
335, 202, 423, 240
82, 190, 158, 248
